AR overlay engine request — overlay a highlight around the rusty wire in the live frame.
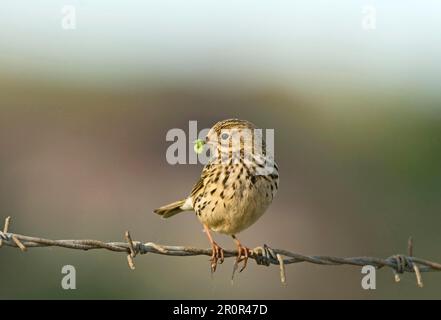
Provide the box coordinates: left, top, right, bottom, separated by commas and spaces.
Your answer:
1, 216, 439, 285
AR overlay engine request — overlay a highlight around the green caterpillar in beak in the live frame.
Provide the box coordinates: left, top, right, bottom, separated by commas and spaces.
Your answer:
193, 139, 205, 154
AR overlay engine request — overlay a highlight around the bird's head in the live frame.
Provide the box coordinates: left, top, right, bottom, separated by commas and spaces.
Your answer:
195, 119, 266, 162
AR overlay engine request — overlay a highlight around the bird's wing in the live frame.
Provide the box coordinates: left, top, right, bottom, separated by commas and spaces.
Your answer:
190, 164, 212, 199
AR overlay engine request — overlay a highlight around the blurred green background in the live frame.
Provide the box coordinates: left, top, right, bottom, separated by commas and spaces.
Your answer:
1, 1, 440, 299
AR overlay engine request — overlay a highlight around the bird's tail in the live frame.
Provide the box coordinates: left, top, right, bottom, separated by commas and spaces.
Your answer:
154, 199, 189, 218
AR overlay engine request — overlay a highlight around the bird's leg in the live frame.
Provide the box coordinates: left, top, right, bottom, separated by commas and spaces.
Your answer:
203, 224, 224, 272
232, 235, 253, 273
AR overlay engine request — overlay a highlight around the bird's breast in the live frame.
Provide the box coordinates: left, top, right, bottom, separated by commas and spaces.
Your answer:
193, 161, 278, 235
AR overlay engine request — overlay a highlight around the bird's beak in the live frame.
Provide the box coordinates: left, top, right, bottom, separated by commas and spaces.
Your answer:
205, 138, 216, 147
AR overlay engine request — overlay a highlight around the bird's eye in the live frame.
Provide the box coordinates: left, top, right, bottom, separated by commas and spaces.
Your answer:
221, 133, 229, 140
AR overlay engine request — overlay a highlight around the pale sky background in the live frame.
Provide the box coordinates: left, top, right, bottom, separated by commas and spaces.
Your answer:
0, 1, 440, 95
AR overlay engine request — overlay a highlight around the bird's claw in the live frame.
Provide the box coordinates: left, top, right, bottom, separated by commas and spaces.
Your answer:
210, 242, 224, 273
235, 244, 253, 273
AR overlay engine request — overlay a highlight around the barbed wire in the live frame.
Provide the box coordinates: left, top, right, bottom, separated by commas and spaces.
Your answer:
1, 216, 440, 286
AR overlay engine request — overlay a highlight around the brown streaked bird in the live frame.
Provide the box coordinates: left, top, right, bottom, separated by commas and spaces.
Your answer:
154, 119, 279, 273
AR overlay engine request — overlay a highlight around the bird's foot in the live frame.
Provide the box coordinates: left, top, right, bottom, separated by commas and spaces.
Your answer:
209, 241, 224, 273
234, 243, 253, 273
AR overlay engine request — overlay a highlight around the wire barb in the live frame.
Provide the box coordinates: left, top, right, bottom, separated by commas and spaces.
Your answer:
276, 253, 286, 284
0, 216, 11, 248
12, 235, 27, 252
0, 217, 440, 285
125, 231, 136, 270
408, 237, 423, 288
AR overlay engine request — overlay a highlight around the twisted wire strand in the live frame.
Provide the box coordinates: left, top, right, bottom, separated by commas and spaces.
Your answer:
1, 216, 440, 286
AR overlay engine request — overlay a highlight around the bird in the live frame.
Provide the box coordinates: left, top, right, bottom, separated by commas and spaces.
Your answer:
154, 119, 279, 273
